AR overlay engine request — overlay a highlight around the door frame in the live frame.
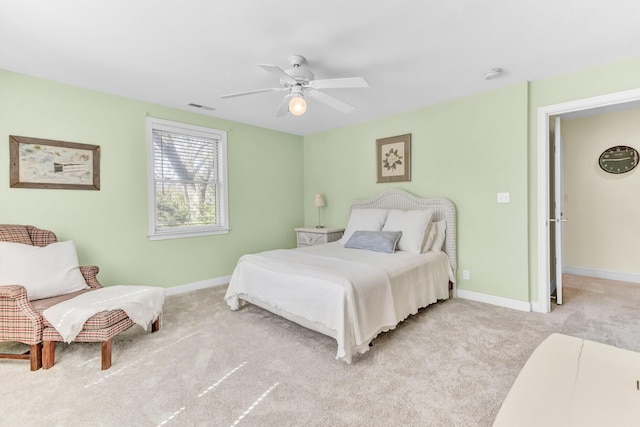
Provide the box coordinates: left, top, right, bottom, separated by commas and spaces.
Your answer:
536, 87, 640, 313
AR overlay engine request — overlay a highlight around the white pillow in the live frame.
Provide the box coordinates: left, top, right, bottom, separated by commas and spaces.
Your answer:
382, 209, 434, 254
429, 220, 447, 253
0, 241, 89, 300
422, 221, 437, 253
340, 208, 389, 244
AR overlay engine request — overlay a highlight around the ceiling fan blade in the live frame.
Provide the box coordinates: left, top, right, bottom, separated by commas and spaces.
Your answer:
307, 90, 354, 113
220, 87, 287, 99
309, 77, 369, 90
258, 64, 297, 86
275, 94, 292, 116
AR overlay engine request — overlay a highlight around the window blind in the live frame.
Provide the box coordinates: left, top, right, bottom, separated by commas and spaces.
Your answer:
152, 129, 219, 230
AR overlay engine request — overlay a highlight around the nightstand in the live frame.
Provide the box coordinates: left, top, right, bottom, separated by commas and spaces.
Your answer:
295, 227, 345, 248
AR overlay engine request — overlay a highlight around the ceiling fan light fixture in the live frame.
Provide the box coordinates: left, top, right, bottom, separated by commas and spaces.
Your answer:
221, 55, 367, 116
289, 95, 307, 116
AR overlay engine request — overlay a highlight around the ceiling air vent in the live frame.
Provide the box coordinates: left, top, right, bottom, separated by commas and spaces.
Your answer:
188, 103, 215, 111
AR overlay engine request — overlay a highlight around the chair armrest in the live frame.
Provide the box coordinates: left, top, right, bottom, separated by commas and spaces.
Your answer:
0, 284, 28, 299
80, 266, 102, 289
0, 285, 43, 345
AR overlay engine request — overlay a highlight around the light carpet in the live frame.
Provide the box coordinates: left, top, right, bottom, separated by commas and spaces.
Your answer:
1, 274, 639, 427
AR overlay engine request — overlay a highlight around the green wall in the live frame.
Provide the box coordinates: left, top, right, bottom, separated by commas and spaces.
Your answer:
304, 83, 530, 301
0, 70, 304, 287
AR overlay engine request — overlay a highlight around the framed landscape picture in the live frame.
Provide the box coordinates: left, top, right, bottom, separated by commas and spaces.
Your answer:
9, 135, 100, 190
376, 133, 411, 183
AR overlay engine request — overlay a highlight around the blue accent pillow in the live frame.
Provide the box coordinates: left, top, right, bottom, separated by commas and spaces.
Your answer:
344, 230, 402, 253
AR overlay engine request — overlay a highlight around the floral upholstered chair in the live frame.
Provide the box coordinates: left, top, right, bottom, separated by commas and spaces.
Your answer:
0, 224, 160, 370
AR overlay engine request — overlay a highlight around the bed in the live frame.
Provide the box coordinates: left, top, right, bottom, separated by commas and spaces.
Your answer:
224, 189, 457, 362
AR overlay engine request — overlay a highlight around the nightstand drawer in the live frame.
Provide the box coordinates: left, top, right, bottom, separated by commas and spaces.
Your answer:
297, 232, 324, 246
295, 227, 344, 248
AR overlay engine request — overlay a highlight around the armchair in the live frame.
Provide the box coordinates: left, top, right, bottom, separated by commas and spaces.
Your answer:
1, 225, 61, 369
0, 224, 159, 371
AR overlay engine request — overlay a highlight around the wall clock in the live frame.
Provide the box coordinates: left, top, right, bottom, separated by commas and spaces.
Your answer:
598, 145, 638, 174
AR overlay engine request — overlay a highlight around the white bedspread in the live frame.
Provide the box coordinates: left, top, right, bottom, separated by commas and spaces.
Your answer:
225, 242, 453, 362
43, 285, 166, 343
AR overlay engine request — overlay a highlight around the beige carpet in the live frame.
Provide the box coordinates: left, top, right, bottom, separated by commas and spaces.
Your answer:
1, 275, 639, 426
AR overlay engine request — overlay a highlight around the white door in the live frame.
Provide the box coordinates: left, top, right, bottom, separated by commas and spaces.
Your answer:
552, 116, 565, 304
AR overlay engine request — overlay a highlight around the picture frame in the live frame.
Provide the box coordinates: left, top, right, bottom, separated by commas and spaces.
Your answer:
9, 135, 100, 190
376, 133, 411, 183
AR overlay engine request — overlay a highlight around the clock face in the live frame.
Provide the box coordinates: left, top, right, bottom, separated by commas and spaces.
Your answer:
598, 145, 638, 174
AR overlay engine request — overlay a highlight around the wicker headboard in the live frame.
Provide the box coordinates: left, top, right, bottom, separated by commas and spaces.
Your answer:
348, 188, 457, 273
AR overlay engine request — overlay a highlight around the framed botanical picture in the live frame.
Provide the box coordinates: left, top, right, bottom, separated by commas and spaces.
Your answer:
9, 135, 100, 190
376, 133, 411, 183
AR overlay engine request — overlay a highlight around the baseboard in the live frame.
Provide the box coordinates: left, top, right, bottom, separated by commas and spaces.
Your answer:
529, 300, 547, 313
456, 289, 531, 312
563, 266, 640, 284
166, 275, 231, 296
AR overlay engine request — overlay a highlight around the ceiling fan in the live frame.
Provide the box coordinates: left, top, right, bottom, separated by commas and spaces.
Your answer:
220, 55, 369, 116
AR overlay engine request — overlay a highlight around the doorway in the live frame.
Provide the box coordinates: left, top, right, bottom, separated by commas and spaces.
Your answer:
536, 87, 640, 313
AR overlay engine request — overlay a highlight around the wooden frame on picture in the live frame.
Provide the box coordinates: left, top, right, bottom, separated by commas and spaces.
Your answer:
9, 135, 100, 190
376, 133, 411, 183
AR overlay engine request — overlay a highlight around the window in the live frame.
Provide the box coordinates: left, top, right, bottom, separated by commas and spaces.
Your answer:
146, 117, 228, 240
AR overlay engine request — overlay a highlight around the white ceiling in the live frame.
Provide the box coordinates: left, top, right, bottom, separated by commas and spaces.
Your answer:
1, 1, 640, 136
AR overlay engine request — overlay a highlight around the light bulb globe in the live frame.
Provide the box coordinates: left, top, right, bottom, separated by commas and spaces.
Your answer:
289, 96, 307, 116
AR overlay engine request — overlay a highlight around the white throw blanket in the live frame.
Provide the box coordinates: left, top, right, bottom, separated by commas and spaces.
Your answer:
43, 285, 166, 343
226, 249, 398, 361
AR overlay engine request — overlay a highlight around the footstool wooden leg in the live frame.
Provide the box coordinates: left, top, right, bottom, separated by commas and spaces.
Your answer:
43, 341, 56, 369
151, 317, 161, 333
30, 343, 42, 371
101, 339, 112, 370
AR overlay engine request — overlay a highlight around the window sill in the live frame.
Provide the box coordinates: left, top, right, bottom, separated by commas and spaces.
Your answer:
148, 228, 230, 241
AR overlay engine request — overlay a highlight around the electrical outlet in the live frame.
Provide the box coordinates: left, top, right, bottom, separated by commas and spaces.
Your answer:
463, 270, 470, 280
497, 192, 510, 203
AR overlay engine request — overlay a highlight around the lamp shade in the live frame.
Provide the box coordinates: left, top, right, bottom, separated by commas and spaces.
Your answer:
313, 193, 326, 207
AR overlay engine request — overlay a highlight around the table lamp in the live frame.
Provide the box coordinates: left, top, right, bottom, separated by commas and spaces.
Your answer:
314, 193, 325, 228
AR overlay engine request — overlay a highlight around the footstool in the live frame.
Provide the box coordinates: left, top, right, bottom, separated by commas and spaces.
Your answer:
33, 290, 161, 370
493, 333, 640, 426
